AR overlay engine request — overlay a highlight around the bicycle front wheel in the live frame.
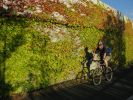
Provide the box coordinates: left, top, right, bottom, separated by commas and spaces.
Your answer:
92, 68, 102, 85
105, 67, 113, 82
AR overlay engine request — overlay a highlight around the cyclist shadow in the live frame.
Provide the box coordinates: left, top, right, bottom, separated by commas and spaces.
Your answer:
76, 47, 93, 82
84, 47, 93, 68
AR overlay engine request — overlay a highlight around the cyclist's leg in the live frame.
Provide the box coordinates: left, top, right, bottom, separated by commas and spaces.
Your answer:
104, 56, 110, 67
104, 59, 108, 67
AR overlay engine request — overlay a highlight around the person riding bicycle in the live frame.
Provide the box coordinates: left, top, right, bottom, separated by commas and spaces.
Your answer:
94, 41, 110, 67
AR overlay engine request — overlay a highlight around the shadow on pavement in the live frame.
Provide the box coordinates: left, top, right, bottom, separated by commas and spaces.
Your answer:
4, 67, 133, 100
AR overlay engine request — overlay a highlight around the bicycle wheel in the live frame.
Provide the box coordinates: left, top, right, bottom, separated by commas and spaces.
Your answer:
92, 68, 102, 85
105, 67, 113, 82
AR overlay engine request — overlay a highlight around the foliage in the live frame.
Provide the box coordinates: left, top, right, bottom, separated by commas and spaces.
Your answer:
79, 27, 104, 49
0, 18, 82, 94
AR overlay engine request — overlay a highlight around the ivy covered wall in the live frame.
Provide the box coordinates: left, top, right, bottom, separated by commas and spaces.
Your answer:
0, 0, 133, 95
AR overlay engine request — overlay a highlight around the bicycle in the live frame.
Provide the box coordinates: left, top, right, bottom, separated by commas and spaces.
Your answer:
76, 59, 113, 85
90, 60, 113, 85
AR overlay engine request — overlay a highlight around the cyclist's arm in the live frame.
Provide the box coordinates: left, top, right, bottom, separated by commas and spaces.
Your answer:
103, 53, 106, 60
103, 47, 107, 60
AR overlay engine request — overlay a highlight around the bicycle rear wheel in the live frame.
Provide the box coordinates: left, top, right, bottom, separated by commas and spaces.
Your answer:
92, 68, 102, 85
105, 67, 113, 82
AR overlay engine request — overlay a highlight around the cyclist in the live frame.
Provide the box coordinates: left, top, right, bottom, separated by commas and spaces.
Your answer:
94, 41, 109, 67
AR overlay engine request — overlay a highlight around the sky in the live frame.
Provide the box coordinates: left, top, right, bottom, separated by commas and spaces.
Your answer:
101, 0, 133, 21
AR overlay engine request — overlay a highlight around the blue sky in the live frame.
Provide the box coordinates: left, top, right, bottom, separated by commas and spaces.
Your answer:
102, 0, 133, 20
